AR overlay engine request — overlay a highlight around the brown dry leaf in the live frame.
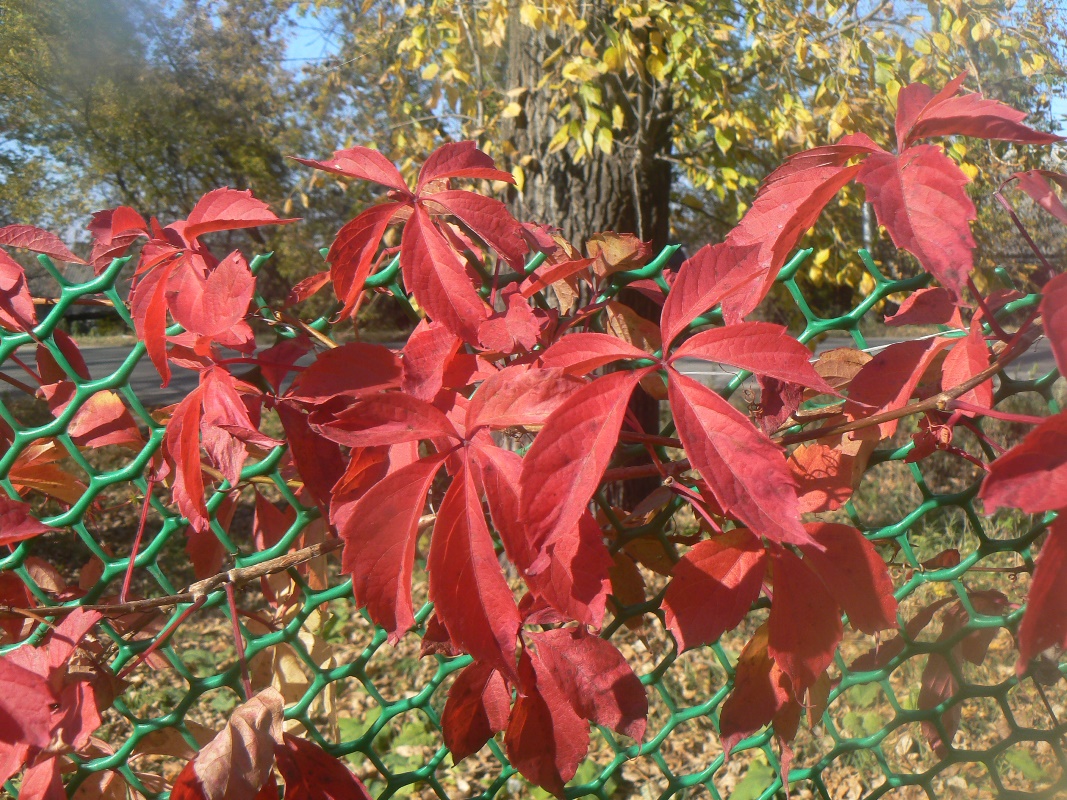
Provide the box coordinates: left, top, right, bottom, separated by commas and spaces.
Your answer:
813, 347, 872, 390
132, 721, 217, 761
171, 687, 283, 800
587, 232, 652, 277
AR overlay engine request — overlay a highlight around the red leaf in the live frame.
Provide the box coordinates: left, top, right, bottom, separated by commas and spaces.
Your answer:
426, 190, 528, 269
312, 393, 459, 447
767, 548, 842, 691
87, 206, 147, 269
170, 688, 284, 800
163, 384, 209, 530
0, 249, 38, 332
901, 74, 1063, 148
855, 146, 976, 300
504, 648, 588, 798
979, 411, 1067, 514
520, 256, 596, 299
520, 370, 644, 558
663, 530, 767, 651
884, 287, 960, 327
892, 76, 955, 151
417, 141, 514, 191
941, 320, 992, 413
339, 454, 446, 642
537, 332, 649, 375
276, 404, 346, 519
286, 342, 402, 403
129, 260, 177, 385
721, 145, 869, 321
18, 756, 64, 800
917, 653, 959, 757
441, 662, 511, 761
429, 456, 521, 678
327, 202, 405, 318
0, 225, 85, 264
1016, 517, 1067, 672
659, 243, 760, 348
274, 732, 373, 800
167, 250, 255, 339
1043, 271, 1067, 375
670, 322, 833, 394
668, 370, 812, 547
327, 447, 390, 538
67, 391, 144, 450
291, 146, 410, 194
529, 627, 647, 741
183, 188, 298, 241
524, 511, 612, 628
718, 625, 794, 756
1013, 170, 1067, 226
0, 497, 56, 547
0, 657, 55, 780
797, 523, 897, 635
402, 321, 462, 401
466, 366, 584, 431
402, 203, 489, 342
844, 338, 948, 437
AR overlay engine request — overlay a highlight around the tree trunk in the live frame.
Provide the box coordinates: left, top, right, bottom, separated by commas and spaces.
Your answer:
503, 1, 674, 510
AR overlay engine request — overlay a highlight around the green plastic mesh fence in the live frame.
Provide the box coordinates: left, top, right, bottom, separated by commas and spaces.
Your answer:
1, 247, 1063, 800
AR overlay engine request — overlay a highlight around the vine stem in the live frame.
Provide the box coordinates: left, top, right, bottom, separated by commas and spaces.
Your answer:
2, 537, 347, 617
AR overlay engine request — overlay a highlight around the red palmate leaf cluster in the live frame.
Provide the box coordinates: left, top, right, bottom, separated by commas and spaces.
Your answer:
0, 73, 1065, 798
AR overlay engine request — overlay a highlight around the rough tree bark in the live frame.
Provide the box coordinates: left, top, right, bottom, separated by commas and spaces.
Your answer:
504, 0, 675, 508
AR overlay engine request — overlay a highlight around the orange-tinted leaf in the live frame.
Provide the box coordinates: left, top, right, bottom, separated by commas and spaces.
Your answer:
466, 366, 583, 431
941, 320, 992, 413
718, 625, 794, 755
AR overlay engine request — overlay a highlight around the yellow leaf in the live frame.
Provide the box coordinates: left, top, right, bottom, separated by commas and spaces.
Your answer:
596, 126, 613, 155
502, 102, 523, 118
959, 161, 979, 180
548, 126, 570, 154
647, 53, 668, 81
612, 104, 626, 129
421, 62, 440, 80
512, 165, 525, 192
909, 58, 928, 82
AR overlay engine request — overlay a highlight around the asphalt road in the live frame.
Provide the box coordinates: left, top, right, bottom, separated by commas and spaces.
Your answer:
0, 335, 1057, 406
